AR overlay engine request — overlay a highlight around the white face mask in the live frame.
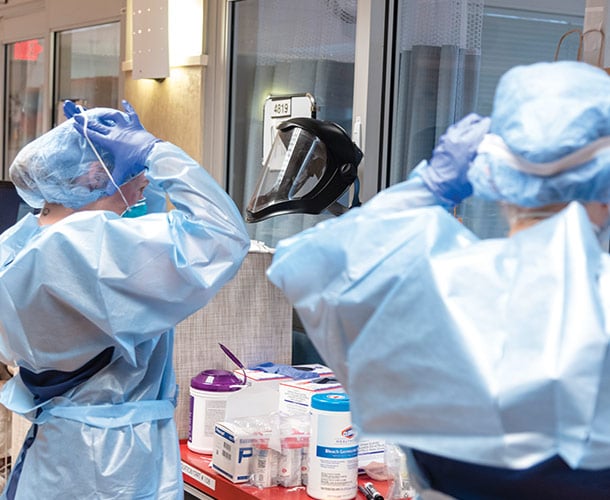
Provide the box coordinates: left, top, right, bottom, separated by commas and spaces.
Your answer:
592, 206, 610, 251
594, 223, 610, 251
478, 134, 610, 176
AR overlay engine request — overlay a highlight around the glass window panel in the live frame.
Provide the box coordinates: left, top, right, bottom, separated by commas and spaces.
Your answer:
459, 7, 583, 238
388, 1, 584, 239
228, 0, 357, 248
53, 22, 120, 126
4, 39, 45, 176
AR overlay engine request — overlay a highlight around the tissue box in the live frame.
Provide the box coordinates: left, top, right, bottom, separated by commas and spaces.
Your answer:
227, 366, 337, 418
234, 369, 291, 387
211, 422, 256, 483
357, 437, 387, 471
292, 363, 334, 375
278, 379, 385, 470
236, 364, 334, 387
278, 378, 345, 415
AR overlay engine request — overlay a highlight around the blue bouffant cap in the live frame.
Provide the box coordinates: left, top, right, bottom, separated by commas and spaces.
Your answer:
9, 108, 118, 209
468, 61, 610, 207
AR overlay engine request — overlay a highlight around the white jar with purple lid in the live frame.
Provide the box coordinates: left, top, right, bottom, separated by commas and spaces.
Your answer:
188, 368, 246, 454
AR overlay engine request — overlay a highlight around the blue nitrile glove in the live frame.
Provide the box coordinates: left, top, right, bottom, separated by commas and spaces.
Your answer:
420, 113, 491, 206
250, 362, 319, 380
73, 100, 162, 194
63, 100, 86, 119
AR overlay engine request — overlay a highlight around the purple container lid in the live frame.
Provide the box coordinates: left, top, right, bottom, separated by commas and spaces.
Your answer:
191, 369, 244, 392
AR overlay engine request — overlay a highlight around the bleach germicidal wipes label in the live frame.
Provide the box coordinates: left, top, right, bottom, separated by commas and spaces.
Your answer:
307, 393, 358, 500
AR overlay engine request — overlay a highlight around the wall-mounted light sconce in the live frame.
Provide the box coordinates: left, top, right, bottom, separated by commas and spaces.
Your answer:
125, 0, 205, 77
168, 0, 204, 67
132, 0, 170, 80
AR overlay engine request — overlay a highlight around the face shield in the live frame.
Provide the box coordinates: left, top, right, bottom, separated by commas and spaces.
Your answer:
246, 118, 363, 222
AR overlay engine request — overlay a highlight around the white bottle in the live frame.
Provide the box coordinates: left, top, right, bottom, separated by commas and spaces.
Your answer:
307, 393, 358, 500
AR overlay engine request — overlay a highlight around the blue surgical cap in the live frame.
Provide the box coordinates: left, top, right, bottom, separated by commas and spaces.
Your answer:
9, 108, 117, 209
468, 61, 610, 207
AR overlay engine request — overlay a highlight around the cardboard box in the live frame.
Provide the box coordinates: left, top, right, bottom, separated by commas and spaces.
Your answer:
234, 368, 291, 387
235, 364, 334, 388
278, 378, 385, 471
357, 436, 386, 471
292, 363, 334, 377
211, 422, 256, 483
225, 381, 281, 421
229, 365, 336, 417
278, 377, 345, 415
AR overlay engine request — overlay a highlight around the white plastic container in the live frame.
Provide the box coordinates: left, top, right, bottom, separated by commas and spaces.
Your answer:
188, 369, 245, 454
307, 393, 358, 499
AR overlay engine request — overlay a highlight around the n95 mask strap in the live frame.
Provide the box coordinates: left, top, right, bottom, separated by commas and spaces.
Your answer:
477, 134, 610, 176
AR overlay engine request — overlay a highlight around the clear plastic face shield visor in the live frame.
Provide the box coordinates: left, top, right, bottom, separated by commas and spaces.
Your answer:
246, 119, 362, 223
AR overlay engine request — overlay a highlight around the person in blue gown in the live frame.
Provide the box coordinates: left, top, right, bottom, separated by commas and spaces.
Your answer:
0, 101, 250, 499
267, 61, 610, 499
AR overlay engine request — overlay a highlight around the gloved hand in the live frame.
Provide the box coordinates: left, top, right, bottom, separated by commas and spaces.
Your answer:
249, 362, 319, 380
63, 100, 86, 119
73, 100, 161, 194
420, 113, 491, 206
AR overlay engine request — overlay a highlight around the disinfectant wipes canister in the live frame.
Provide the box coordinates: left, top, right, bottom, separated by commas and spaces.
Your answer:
307, 393, 358, 499
188, 369, 245, 454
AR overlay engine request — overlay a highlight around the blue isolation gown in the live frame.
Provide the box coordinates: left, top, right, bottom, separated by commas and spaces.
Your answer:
0, 143, 250, 499
267, 175, 610, 475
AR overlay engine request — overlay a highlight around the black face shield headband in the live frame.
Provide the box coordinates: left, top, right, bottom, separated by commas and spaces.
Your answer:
246, 118, 363, 223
